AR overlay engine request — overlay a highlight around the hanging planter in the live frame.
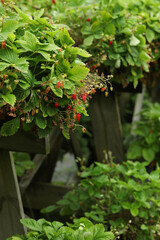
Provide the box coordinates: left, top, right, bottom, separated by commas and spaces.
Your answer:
0, 3, 97, 140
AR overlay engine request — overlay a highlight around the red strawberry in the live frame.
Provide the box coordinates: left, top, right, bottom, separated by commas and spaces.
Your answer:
44, 96, 48, 101
54, 102, 59, 108
45, 86, 50, 94
56, 82, 61, 89
67, 105, 71, 111
73, 108, 76, 113
1, 0, 4, 4
109, 40, 113, 45
149, 130, 153, 134
76, 113, 81, 121
86, 18, 91, 22
91, 65, 96, 70
1, 41, 5, 49
82, 94, 86, 103
101, 87, 106, 92
72, 94, 76, 100
52, 0, 56, 4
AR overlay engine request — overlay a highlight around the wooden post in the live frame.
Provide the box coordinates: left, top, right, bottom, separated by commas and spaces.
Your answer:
0, 150, 26, 240
90, 91, 125, 163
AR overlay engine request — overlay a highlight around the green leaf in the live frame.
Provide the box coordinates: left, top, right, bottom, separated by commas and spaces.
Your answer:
0, 62, 10, 71
50, 84, 63, 98
115, 59, 121, 68
59, 28, 75, 46
84, 35, 94, 46
2, 20, 18, 34
141, 224, 148, 231
2, 93, 16, 106
121, 27, 132, 36
37, 127, 51, 138
142, 148, 155, 162
62, 128, 70, 139
14, 58, 29, 73
126, 54, 134, 66
41, 205, 58, 214
38, 50, 50, 61
35, 114, 47, 129
139, 51, 150, 62
24, 31, 37, 51
104, 23, 116, 35
0, 48, 18, 63
127, 143, 142, 159
69, 66, 89, 82
40, 43, 60, 51
13, 86, 30, 101
0, 49, 28, 73
20, 218, 41, 231
111, 205, 121, 213
22, 71, 36, 85
130, 35, 140, 46
122, 202, 131, 210
0, 20, 18, 41
55, 58, 71, 75
47, 104, 58, 116
146, 28, 155, 42
33, 9, 44, 19
18, 80, 30, 90
1, 118, 20, 136
76, 48, 91, 58
130, 207, 139, 217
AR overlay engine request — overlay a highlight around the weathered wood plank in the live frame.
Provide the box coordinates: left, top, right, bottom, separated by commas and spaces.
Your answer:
33, 127, 64, 182
23, 182, 69, 210
131, 84, 146, 134
0, 150, 26, 240
0, 130, 50, 154
19, 154, 47, 195
90, 92, 125, 163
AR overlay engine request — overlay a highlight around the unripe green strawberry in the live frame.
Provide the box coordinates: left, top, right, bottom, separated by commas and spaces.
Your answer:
14, 79, 19, 85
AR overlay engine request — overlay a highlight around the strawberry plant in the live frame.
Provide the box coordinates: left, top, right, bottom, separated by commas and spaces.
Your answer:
20, 0, 160, 89
7, 217, 115, 240
0, 2, 109, 139
127, 101, 160, 164
41, 155, 160, 239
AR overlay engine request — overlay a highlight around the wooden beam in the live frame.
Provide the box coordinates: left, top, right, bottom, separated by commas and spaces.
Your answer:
23, 182, 69, 210
0, 130, 50, 154
33, 127, 64, 183
0, 150, 26, 240
19, 154, 47, 195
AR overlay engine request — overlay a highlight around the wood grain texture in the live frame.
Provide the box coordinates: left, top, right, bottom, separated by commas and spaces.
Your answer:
0, 130, 50, 154
90, 92, 125, 163
0, 150, 26, 240
23, 182, 69, 210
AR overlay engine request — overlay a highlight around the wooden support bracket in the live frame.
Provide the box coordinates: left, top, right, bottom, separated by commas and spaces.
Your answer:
0, 150, 26, 240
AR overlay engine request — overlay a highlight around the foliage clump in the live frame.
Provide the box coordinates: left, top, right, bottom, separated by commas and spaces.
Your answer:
42, 154, 160, 239
7, 217, 115, 240
0, 2, 109, 139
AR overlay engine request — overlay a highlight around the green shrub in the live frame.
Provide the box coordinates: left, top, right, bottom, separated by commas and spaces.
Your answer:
7, 217, 115, 240
127, 101, 160, 164
19, 0, 160, 88
42, 156, 160, 239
